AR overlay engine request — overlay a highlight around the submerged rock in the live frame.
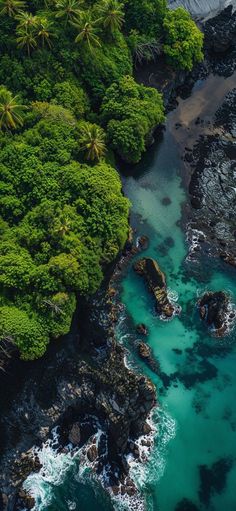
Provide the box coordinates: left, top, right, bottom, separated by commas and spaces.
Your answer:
198, 291, 234, 336
136, 323, 148, 336
133, 257, 176, 318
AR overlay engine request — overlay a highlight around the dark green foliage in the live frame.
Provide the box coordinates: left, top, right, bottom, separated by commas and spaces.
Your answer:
101, 75, 165, 163
0, 105, 129, 358
78, 120, 106, 161
0, 0, 203, 359
52, 81, 90, 117
124, 0, 167, 37
0, 306, 49, 360
78, 33, 132, 103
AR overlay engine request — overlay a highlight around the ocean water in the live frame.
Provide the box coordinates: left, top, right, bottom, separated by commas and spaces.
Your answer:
118, 74, 236, 511
24, 74, 236, 510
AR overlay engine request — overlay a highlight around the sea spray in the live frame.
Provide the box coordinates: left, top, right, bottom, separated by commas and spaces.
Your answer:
23, 425, 115, 511
110, 408, 176, 511
128, 408, 176, 489
23, 428, 82, 510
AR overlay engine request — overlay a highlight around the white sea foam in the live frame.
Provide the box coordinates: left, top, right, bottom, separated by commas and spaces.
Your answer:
129, 408, 176, 489
67, 500, 77, 510
159, 288, 182, 322
109, 408, 176, 511
23, 428, 81, 511
23, 405, 176, 511
186, 226, 206, 262
167, 289, 179, 303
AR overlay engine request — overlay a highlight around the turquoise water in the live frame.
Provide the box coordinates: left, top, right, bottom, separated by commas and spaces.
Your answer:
118, 75, 236, 511
24, 74, 236, 511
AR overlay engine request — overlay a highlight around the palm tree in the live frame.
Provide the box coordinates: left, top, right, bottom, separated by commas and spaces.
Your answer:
0, 87, 26, 130
55, 0, 83, 25
79, 123, 106, 161
73, 13, 101, 51
16, 25, 37, 55
36, 17, 55, 48
98, 0, 124, 34
0, 0, 26, 16
15, 11, 38, 29
54, 215, 71, 236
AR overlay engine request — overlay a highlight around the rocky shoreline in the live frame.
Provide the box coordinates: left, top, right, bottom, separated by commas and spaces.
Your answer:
0, 277, 157, 510
187, 86, 236, 266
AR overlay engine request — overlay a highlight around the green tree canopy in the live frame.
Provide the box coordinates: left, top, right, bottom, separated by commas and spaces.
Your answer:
101, 75, 165, 163
163, 7, 203, 70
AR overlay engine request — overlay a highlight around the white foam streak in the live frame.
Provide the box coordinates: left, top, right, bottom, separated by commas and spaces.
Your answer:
23, 428, 81, 511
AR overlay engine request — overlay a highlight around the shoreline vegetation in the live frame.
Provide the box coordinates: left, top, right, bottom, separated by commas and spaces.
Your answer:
0, 0, 204, 362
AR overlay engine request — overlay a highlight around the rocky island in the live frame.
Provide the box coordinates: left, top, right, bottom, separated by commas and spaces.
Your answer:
133, 258, 179, 318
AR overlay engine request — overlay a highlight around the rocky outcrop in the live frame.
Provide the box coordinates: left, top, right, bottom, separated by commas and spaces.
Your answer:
137, 341, 151, 359
133, 257, 177, 318
204, 6, 236, 53
68, 422, 81, 445
136, 323, 148, 336
198, 291, 235, 336
188, 88, 236, 264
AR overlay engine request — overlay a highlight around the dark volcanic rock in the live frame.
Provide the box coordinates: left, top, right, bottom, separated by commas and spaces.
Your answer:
188, 88, 236, 264
204, 6, 236, 54
137, 341, 151, 359
17, 490, 35, 510
198, 291, 233, 336
136, 340, 161, 375
133, 257, 178, 318
137, 235, 149, 251
68, 422, 81, 445
87, 444, 98, 462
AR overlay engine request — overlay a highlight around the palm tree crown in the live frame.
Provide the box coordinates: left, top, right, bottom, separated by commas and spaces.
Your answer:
73, 13, 101, 51
36, 16, 55, 48
55, 0, 84, 24
0, 87, 26, 130
0, 0, 25, 16
79, 123, 106, 161
15, 11, 38, 29
98, 0, 124, 33
16, 25, 37, 55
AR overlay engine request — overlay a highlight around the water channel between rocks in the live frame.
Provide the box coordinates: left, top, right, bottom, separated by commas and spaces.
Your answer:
117, 71, 236, 511
24, 72, 236, 511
